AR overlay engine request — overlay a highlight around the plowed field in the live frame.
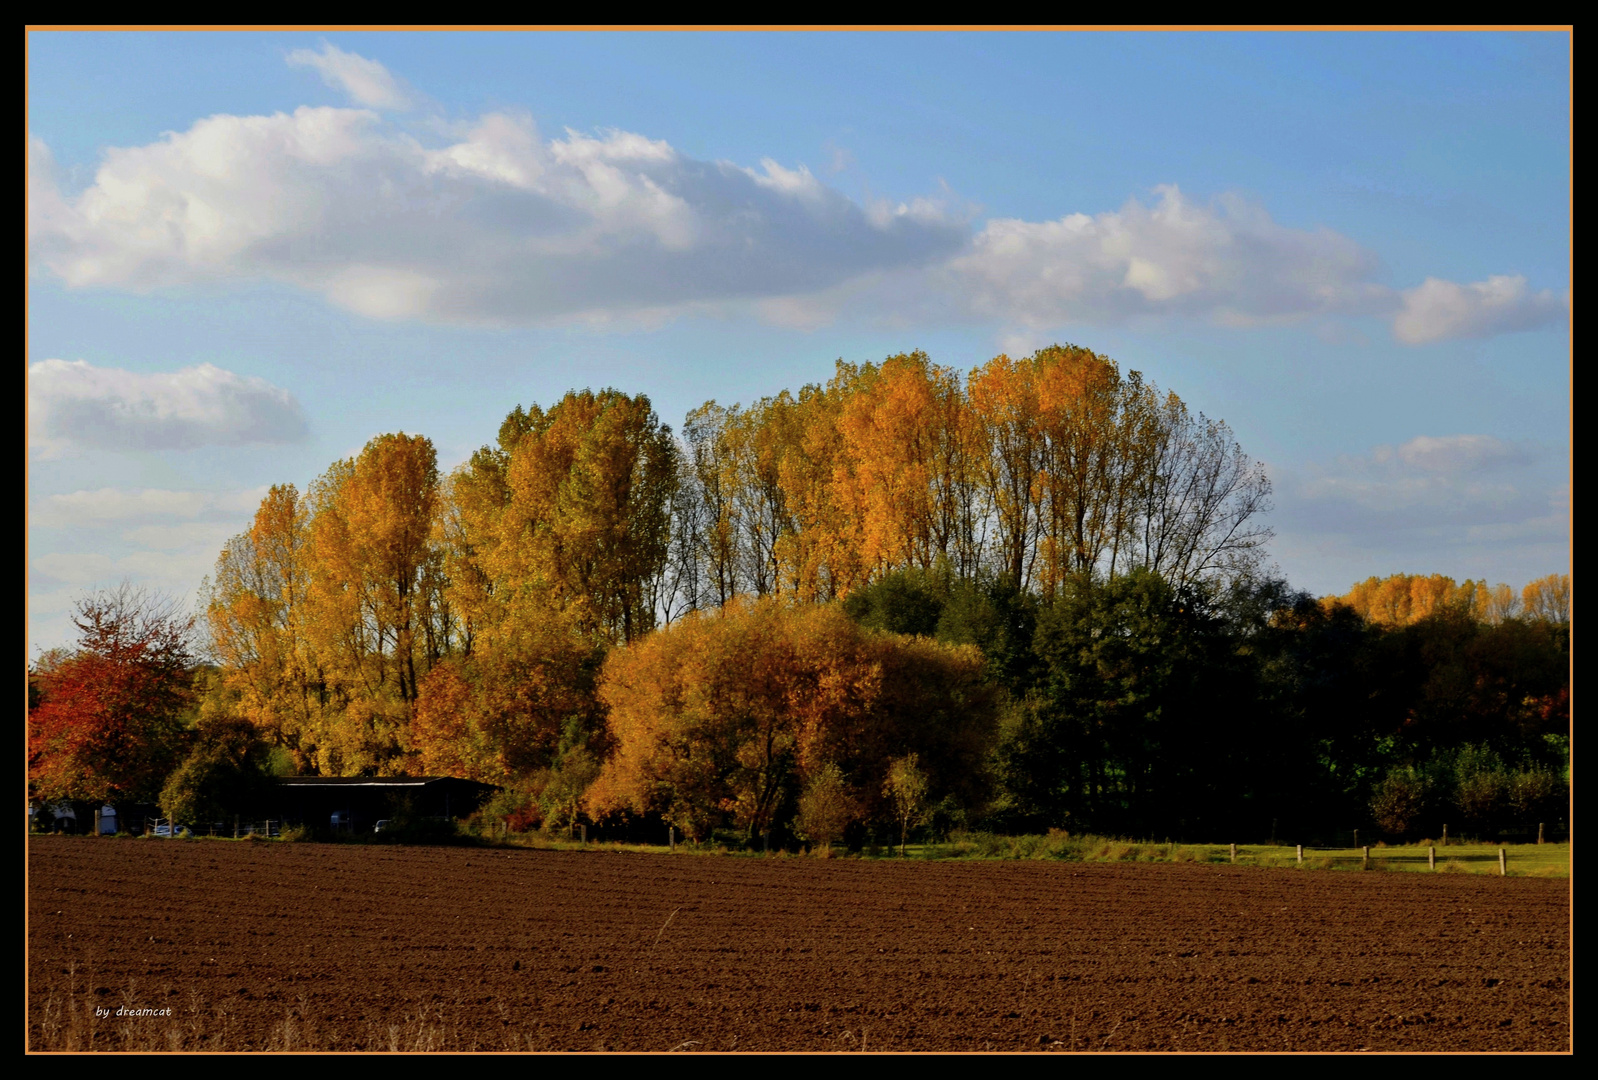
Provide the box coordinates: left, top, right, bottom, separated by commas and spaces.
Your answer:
27, 836, 1569, 1052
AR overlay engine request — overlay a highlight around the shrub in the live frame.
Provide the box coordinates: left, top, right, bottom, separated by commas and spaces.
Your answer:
794, 764, 859, 853
1370, 769, 1432, 838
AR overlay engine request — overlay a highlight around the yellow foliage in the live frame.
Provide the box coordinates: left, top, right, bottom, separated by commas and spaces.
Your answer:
589, 597, 994, 842
1329, 572, 1568, 627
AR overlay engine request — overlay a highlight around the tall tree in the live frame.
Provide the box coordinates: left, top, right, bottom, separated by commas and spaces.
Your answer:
29, 585, 197, 809
968, 353, 1044, 589
206, 484, 316, 758
497, 389, 676, 643
299, 434, 446, 775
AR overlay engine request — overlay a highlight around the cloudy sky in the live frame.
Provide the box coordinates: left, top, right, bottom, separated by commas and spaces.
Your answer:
27, 30, 1570, 655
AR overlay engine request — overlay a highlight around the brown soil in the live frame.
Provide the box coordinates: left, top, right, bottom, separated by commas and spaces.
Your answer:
27, 836, 1569, 1052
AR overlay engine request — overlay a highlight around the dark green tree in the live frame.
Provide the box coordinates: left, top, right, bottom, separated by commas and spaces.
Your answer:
159, 713, 275, 826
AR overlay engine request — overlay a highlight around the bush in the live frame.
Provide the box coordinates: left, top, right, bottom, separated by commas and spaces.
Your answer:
793, 764, 859, 853
1504, 767, 1566, 832
1370, 769, 1433, 838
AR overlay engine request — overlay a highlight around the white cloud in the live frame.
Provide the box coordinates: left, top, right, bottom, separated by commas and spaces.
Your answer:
287, 41, 412, 110
27, 134, 72, 250
29, 104, 968, 326
29, 552, 118, 587
28, 359, 307, 455
1276, 435, 1561, 539
1392, 275, 1569, 344
29, 547, 221, 599
1379, 434, 1536, 475
31, 485, 270, 529
944, 185, 1389, 329
32, 487, 213, 527
28, 50, 1565, 344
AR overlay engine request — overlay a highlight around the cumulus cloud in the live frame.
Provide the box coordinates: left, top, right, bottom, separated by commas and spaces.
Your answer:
28, 360, 307, 455
28, 102, 967, 325
27, 47, 1566, 342
287, 40, 412, 110
945, 185, 1389, 329
1392, 275, 1570, 344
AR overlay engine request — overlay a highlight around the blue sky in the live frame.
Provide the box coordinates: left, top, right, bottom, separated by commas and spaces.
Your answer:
27, 30, 1571, 654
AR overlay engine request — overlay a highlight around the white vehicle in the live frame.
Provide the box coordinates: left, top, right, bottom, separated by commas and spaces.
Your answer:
374, 819, 392, 834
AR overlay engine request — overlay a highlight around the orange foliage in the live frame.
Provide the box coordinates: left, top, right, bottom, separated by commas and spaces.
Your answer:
589, 597, 994, 842
1329, 572, 1569, 627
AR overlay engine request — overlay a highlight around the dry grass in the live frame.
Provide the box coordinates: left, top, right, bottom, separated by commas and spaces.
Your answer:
28, 959, 539, 1052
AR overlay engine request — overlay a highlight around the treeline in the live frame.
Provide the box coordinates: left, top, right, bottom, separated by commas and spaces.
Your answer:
1331, 572, 1572, 627
28, 345, 1570, 846
821, 566, 1567, 842
202, 345, 1271, 780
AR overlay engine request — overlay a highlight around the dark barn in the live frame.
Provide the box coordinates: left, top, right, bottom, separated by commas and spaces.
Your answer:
270, 777, 497, 833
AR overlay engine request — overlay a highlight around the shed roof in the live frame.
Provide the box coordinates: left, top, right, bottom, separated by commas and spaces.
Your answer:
275, 776, 490, 789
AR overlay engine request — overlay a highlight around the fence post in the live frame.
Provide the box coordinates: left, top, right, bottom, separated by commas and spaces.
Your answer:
669, 826, 675, 851
1538, 822, 1545, 845
1428, 846, 1436, 870
1353, 829, 1359, 851
1499, 848, 1506, 877
1230, 843, 1237, 864
1362, 846, 1369, 871
1441, 824, 1447, 847
1296, 844, 1303, 865
580, 824, 587, 846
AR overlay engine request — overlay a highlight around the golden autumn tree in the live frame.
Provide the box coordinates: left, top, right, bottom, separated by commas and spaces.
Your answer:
679, 343, 1271, 608
1521, 573, 1571, 625
205, 483, 314, 757
967, 353, 1044, 589
835, 352, 974, 577
492, 390, 676, 645
1032, 344, 1124, 596
780, 376, 866, 601
732, 393, 801, 598
297, 433, 448, 775
410, 604, 605, 786
1329, 572, 1568, 628
1473, 581, 1521, 625
1334, 574, 1480, 626
588, 597, 994, 844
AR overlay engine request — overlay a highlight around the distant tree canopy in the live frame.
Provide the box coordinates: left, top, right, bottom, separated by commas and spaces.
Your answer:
1330, 572, 1570, 628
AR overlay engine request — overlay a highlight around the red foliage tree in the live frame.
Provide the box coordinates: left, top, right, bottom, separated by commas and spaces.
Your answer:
28, 585, 197, 808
